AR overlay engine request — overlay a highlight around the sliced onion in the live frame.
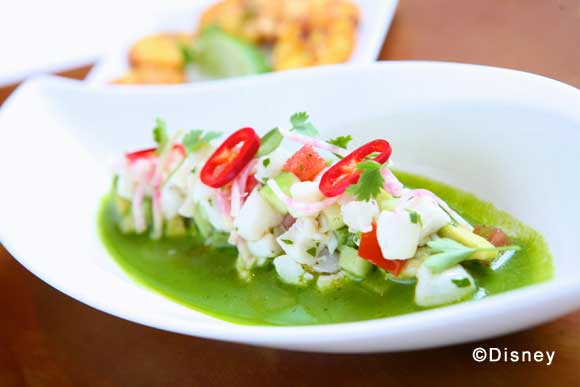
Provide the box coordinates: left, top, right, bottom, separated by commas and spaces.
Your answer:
279, 128, 348, 157
266, 179, 339, 216
216, 187, 233, 227
381, 168, 403, 196
131, 161, 155, 233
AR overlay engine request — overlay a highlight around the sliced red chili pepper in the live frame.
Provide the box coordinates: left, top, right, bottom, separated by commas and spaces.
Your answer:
125, 144, 185, 163
358, 224, 406, 276
244, 174, 259, 195
319, 139, 391, 197
200, 127, 260, 188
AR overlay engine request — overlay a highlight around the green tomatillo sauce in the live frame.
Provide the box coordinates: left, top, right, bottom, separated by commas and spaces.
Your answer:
98, 171, 553, 326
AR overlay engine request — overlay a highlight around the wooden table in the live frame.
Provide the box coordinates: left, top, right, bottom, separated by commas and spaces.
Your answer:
1, 1, 579, 386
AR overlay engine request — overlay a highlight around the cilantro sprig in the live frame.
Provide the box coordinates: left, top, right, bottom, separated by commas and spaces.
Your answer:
424, 238, 520, 273
346, 160, 385, 201
290, 112, 318, 137
328, 135, 352, 149
153, 118, 169, 154
183, 129, 222, 153
159, 125, 222, 188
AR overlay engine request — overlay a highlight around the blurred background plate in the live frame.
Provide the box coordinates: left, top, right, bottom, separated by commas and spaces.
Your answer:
85, 0, 399, 84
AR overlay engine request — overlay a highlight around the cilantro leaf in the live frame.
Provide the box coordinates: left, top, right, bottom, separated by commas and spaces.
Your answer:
281, 239, 293, 245
346, 160, 385, 201
425, 237, 521, 273
153, 118, 169, 154
328, 135, 352, 149
408, 210, 422, 225
306, 246, 317, 257
256, 127, 283, 157
183, 129, 222, 154
452, 278, 471, 288
290, 112, 318, 137
262, 158, 270, 167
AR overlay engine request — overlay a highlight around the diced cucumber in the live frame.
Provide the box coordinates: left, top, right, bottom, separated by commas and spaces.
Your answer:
259, 172, 300, 214
317, 273, 348, 292
334, 226, 360, 249
438, 224, 497, 261
164, 216, 187, 238
192, 203, 213, 239
118, 213, 136, 234
378, 194, 398, 212
320, 204, 345, 231
339, 245, 373, 278
114, 196, 131, 216
193, 26, 271, 79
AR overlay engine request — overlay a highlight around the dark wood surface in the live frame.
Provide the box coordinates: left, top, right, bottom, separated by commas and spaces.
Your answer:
1, 1, 579, 386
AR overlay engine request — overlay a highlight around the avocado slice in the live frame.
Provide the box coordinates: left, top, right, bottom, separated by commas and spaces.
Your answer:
438, 223, 497, 261
164, 216, 188, 238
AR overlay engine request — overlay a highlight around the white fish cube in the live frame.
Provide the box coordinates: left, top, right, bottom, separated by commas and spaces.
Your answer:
406, 196, 451, 243
415, 264, 476, 307
376, 210, 421, 259
273, 255, 313, 286
276, 217, 325, 265
247, 233, 283, 259
290, 181, 324, 203
341, 200, 379, 233
234, 189, 284, 241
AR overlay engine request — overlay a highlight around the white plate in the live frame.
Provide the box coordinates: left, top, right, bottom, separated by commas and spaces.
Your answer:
85, 0, 399, 84
1, 62, 580, 353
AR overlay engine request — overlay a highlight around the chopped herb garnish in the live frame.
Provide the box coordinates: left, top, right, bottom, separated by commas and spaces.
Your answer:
290, 112, 318, 137
346, 160, 385, 201
281, 239, 293, 245
307, 247, 317, 257
452, 278, 471, 288
256, 127, 283, 157
153, 118, 169, 154
408, 210, 422, 225
262, 158, 271, 168
425, 238, 521, 273
183, 129, 222, 154
328, 135, 352, 149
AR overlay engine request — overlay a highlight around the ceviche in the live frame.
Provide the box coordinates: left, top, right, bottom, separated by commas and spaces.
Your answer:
100, 113, 552, 325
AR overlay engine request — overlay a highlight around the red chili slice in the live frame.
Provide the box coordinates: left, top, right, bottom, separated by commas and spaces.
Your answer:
200, 127, 260, 188
319, 139, 391, 197
244, 174, 259, 195
358, 224, 405, 276
125, 144, 185, 163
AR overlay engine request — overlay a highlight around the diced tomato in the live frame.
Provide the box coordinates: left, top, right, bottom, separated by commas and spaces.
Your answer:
283, 145, 327, 181
319, 139, 391, 197
358, 224, 406, 276
125, 144, 185, 163
474, 224, 511, 247
200, 127, 260, 188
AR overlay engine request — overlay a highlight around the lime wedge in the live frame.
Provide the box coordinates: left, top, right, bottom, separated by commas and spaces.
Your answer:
193, 26, 271, 79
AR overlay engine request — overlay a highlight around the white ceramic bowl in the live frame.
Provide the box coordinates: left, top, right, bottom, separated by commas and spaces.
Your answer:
86, 0, 399, 84
1, 62, 579, 353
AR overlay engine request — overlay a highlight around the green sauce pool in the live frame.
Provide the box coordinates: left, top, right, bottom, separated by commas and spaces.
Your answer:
98, 171, 553, 326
